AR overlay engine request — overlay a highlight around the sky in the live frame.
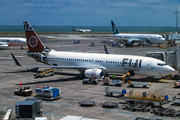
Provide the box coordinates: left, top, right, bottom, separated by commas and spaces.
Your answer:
0, 0, 180, 26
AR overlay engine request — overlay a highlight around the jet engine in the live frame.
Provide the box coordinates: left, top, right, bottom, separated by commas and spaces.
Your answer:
126, 40, 134, 45
85, 68, 103, 79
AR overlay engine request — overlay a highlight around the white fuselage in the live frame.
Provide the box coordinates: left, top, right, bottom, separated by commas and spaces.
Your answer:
0, 37, 27, 48
44, 50, 174, 77
73, 29, 91, 33
114, 33, 165, 44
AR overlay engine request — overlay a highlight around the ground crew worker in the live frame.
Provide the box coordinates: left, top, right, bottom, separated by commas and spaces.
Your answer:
112, 74, 115, 81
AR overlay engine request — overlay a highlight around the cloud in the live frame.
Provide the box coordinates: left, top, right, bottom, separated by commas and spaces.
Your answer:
0, 0, 179, 26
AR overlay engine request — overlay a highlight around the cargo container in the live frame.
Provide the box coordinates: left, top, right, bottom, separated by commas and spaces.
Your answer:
35, 85, 61, 100
15, 98, 42, 120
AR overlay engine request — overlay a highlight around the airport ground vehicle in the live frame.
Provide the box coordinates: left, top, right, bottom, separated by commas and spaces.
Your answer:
151, 107, 177, 117
35, 85, 61, 101
105, 87, 126, 97
34, 69, 55, 78
128, 80, 151, 88
103, 77, 123, 86
14, 86, 32, 96
123, 103, 151, 112
174, 80, 180, 87
78, 100, 96, 107
172, 96, 180, 105
125, 90, 170, 107
82, 78, 99, 85
101, 102, 118, 108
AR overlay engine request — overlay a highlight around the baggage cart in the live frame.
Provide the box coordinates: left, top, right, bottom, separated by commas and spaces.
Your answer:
105, 87, 126, 97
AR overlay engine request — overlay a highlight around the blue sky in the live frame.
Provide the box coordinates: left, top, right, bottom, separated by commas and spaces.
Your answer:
0, 0, 180, 26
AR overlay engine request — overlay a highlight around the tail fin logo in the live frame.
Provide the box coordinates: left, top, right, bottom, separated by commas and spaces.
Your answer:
113, 25, 116, 33
29, 35, 38, 48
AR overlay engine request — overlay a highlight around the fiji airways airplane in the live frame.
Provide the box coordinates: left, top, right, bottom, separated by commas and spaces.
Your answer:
111, 21, 165, 45
12, 22, 175, 79
0, 37, 27, 49
73, 26, 91, 33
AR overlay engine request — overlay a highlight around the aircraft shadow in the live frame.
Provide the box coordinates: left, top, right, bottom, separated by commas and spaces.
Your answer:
103, 95, 121, 98
130, 78, 170, 83
14, 76, 81, 85
127, 86, 149, 89
54, 72, 78, 76
102, 84, 123, 87
6, 68, 39, 73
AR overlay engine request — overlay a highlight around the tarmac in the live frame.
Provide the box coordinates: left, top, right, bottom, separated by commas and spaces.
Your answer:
0, 33, 180, 120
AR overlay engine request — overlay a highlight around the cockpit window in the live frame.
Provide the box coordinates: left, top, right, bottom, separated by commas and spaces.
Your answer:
159, 37, 163, 39
157, 63, 167, 66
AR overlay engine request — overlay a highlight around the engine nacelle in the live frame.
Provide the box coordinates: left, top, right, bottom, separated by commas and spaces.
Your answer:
85, 68, 103, 79
126, 40, 134, 45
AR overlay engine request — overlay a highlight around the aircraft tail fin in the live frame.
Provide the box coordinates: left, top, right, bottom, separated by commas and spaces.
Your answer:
23, 22, 45, 52
111, 21, 120, 34
104, 45, 110, 54
73, 26, 76, 31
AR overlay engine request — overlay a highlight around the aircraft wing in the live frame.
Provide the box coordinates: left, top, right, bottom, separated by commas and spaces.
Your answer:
0, 42, 8, 48
11, 53, 104, 70
18, 65, 95, 69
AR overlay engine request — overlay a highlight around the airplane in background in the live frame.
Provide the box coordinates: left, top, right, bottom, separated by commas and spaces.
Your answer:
73, 26, 91, 33
111, 21, 165, 46
11, 22, 175, 80
0, 37, 27, 49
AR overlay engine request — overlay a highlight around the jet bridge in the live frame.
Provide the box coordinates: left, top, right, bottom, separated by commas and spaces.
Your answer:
145, 47, 180, 70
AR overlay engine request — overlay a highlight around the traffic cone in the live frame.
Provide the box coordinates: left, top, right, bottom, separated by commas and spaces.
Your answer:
20, 81, 22, 86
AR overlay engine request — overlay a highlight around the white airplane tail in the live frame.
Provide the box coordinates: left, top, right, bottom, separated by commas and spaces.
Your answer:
23, 22, 45, 52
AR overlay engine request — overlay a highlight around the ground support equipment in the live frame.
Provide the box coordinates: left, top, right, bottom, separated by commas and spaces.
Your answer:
14, 86, 32, 96
101, 102, 118, 108
105, 87, 126, 97
78, 100, 96, 107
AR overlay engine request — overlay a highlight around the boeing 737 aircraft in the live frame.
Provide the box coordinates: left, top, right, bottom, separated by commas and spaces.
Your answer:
111, 21, 165, 45
73, 26, 91, 33
0, 37, 27, 49
12, 22, 175, 79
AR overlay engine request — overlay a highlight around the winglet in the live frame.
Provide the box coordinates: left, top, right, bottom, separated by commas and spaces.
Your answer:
11, 53, 22, 67
104, 45, 110, 54
111, 21, 120, 34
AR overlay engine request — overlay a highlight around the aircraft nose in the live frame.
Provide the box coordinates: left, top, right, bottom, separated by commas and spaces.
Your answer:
165, 66, 175, 73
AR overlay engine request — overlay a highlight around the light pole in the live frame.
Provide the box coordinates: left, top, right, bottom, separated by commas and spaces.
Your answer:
174, 11, 180, 33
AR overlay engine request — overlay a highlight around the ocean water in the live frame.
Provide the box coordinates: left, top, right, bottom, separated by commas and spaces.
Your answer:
0, 26, 179, 33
